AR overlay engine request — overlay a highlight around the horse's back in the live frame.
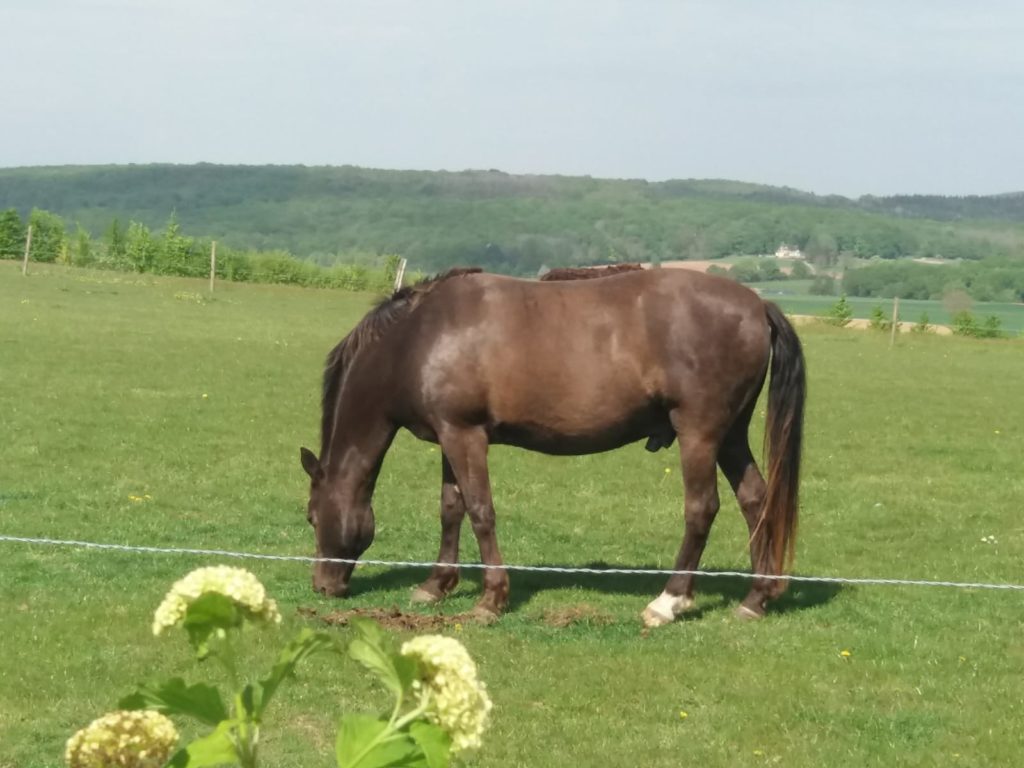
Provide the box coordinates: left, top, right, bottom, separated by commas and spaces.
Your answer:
394, 268, 770, 452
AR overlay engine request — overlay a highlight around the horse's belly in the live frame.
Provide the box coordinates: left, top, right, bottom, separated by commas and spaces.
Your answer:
487, 405, 668, 456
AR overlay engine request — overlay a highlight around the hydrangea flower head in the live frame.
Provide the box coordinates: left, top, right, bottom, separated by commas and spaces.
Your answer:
152, 565, 281, 635
401, 635, 492, 752
65, 710, 178, 768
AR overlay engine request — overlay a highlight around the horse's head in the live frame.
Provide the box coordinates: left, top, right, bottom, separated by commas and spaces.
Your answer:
300, 447, 375, 597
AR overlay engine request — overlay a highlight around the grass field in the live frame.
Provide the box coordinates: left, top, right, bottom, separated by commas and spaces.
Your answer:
2, 263, 1023, 767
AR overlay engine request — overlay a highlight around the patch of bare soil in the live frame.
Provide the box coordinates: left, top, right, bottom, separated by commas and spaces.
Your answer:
540, 604, 614, 628
298, 605, 475, 631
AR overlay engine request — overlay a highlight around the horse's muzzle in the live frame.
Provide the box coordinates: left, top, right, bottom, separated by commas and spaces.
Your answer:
312, 561, 355, 598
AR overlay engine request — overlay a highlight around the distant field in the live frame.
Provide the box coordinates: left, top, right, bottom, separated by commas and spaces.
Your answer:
748, 281, 1024, 333
2, 264, 1023, 767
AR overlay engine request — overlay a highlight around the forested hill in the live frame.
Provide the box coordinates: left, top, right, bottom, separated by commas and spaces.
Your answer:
1, 164, 1022, 275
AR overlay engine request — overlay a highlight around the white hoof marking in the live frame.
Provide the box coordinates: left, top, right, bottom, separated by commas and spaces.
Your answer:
642, 591, 695, 627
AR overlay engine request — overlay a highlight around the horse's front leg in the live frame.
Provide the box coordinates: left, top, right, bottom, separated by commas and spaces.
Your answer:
412, 454, 466, 603
437, 425, 509, 620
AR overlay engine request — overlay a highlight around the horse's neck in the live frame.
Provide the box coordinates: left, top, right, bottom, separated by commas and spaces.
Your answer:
323, 401, 396, 502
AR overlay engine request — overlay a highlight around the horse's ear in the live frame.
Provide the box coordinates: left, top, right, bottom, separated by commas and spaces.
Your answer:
300, 447, 322, 481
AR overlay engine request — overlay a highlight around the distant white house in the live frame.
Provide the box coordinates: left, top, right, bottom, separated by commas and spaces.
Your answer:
774, 244, 805, 260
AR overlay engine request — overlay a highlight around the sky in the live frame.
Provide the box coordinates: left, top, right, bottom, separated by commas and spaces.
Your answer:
2, 0, 1023, 197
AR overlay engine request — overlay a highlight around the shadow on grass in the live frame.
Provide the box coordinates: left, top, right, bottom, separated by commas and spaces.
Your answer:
346, 561, 841, 618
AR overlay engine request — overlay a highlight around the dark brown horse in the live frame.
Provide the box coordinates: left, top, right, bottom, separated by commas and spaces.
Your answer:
300, 267, 805, 625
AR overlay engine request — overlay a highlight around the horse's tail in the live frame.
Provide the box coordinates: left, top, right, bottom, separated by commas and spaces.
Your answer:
759, 302, 806, 590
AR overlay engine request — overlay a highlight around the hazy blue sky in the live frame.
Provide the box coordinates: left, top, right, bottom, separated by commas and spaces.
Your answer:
3, 1, 1023, 196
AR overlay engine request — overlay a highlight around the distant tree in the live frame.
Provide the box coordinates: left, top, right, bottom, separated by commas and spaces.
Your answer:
27, 209, 67, 263
105, 219, 127, 264
0, 208, 25, 257
72, 225, 93, 266
980, 315, 1004, 339
789, 260, 811, 279
804, 229, 839, 266
809, 275, 836, 295
868, 304, 891, 331
823, 295, 853, 327
125, 221, 157, 272
157, 212, 197, 275
942, 289, 973, 316
951, 310, 980, 337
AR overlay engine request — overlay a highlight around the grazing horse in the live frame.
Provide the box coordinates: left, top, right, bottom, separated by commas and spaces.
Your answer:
300, 266, 805, 625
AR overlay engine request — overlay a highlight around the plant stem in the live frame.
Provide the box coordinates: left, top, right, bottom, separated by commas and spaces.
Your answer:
219, 630, 258, 768
343, 691, 432, 768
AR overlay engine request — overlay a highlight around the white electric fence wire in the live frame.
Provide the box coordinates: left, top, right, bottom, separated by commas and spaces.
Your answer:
1, 534, 1022, 592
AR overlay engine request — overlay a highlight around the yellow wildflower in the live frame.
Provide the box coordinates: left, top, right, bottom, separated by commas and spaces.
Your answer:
401, 635, 492, 753
839, 649, 852, 658
679, 710, 688, 720
152, 566, 281, 635
65, 710, 177, 768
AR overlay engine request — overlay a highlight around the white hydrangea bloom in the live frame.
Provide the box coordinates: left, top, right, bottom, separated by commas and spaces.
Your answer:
65, 710, 178, 768
401, 635, 492, 753
152, 565, 281, 635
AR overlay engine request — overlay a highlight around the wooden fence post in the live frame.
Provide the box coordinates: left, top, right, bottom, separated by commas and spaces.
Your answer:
209, 241, 217, 293
21, 225, 33, 276
394, 257, 408, 292
889, 296, 900, 348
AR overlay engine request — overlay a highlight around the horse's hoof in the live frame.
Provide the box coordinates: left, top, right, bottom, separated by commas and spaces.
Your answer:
735, 604, 764, 621
470, 605, 501, 625
642, 591, 694, 628
641, 607, 674, 628
410, 587, 442, 604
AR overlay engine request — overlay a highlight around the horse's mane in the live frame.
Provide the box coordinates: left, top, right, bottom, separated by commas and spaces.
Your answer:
540, 263, 645, 281
320, 267, 482, 456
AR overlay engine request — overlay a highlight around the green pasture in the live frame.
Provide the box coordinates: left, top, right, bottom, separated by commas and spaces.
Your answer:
2, 264, 1023, 767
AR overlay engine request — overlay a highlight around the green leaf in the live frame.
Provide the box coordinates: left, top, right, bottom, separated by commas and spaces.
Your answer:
393, 655, 420, 694
167, 721, 239, 767
349, 638, 404, 696
348, 620, 415, 697
335, 714, 424, 768
350, 617, 384, 645
251, 629, 339, 718
409, 721, 451, 768
183, 593, 243, 656
119, 678, 228, 726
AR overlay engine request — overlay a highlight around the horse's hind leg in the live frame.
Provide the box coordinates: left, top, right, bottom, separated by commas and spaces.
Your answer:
437, 425, 509, 620
412, 454, 466, 604
718, 425, 774, 619
642, 431, 720, 628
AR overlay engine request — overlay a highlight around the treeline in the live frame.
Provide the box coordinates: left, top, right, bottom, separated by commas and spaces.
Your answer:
858, 193, 1024, 222
842, 259, 1024, 302
0, 207, 401, 292
707, 258, 812, 282
1, 165, 1022, 276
